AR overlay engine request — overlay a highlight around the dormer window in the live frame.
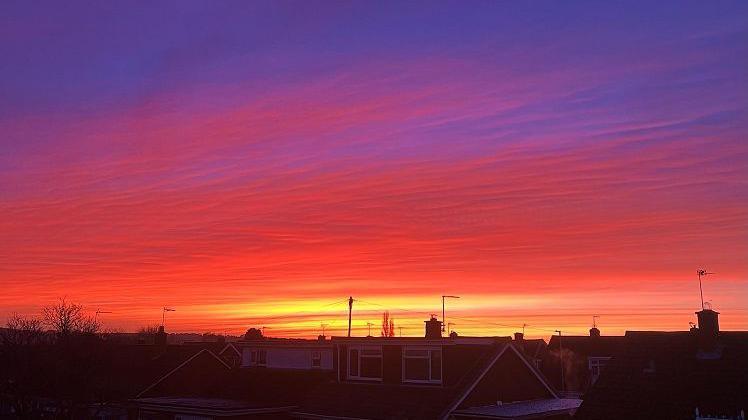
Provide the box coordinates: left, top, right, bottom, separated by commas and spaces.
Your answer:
348, 345, 382, 380
403, 347, 442, 384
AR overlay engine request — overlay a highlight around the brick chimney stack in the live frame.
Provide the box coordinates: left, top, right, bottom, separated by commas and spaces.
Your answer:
696, 309, 719, 352
424, 316, 442, 339
514, 332, 524, 341
589, 327, 601, 338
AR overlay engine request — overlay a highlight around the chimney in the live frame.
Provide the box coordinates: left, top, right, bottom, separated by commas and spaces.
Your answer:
155, 325, 167, 347
424, 316, 442, 339
514, 332, 524, 341
696, 309, 719, 352
589, 327, 601, 338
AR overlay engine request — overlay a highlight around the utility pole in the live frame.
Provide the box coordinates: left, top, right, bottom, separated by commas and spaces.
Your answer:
348, 296, 353, 337
366, 322, 373, 337
442, 295, 460, 332
697, 269, 713, 310
556, 330, 564, 394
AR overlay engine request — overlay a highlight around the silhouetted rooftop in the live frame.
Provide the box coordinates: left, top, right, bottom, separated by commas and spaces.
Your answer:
575, 331, 748, 419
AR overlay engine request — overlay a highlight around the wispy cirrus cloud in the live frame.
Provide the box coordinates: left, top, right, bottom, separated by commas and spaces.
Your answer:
1, 1, 746, 336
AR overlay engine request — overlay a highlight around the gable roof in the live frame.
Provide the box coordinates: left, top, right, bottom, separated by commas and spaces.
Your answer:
516, 338, 547, 359
296, 342, 558, 420
441, 343, 558, 419
0, 341, 229, 408
136, 348, 230, 397
575, 331, 748, 420
218, 342, 241, 357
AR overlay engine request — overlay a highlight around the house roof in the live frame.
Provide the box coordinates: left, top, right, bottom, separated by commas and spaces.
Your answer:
516, 339, 547, 359
574, 331, 748, 420
237, 337, 334, 348
296, 342, 556, 420
133, 396, 295, 416
452, 398, 582, 419
547, 334, 624, 357
331, 336, 509, 346
100, 344, 225, 399
0, 341, 217, 403
218, 342, 241, 357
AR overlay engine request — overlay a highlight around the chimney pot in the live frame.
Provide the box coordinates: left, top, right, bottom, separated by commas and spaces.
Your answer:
514, 332, 524, 341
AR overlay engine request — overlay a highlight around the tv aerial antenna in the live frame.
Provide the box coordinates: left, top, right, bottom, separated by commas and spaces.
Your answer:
696, 269, 714, 310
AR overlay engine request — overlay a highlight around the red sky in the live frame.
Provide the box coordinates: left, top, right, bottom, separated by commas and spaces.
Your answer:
1, 2, 747, 339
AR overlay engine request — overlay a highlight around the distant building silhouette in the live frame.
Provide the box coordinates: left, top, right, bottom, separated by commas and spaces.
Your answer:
575, 308, 748, 419
544, 326, 624, 396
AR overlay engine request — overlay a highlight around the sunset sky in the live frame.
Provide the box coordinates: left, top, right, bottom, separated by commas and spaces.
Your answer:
1, 1, 747, 338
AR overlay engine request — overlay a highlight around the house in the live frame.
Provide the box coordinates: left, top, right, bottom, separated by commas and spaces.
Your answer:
513, 332, 548, 371
0, 330, 228, 419
574, 309, 748, 420
132, 339, 335, 419
294, 316, 580, 420
544, 327, 624, 396
218, 342, 242, 368
237, 336, 335, 371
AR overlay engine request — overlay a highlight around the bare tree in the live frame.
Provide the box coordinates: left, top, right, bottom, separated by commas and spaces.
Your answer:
42, 298, 99, 336
381, 311, 395, 337
138, 325, 160, 335
2, 313, 44, 346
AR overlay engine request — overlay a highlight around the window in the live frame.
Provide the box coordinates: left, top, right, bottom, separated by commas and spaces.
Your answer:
348, 346, 382, 380
403, 347, 442, 383
311, 350, 322, 368
249, 348, 267, 366
588, 357, 611, 383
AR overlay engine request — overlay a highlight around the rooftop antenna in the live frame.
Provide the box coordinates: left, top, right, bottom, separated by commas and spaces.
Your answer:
442, 295, 460, 332
320, 323, 328, 337
347, 296, 353, 337
398, 326, 403, 337
366, 322, 373, 337
522, 323, 527, 335
696, 269, 714, 310
261, 326, 269, 336
447, 322, 455, 335
95, 309, 112, 319
162, 307, 175, 327
592, 315, 600, 328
